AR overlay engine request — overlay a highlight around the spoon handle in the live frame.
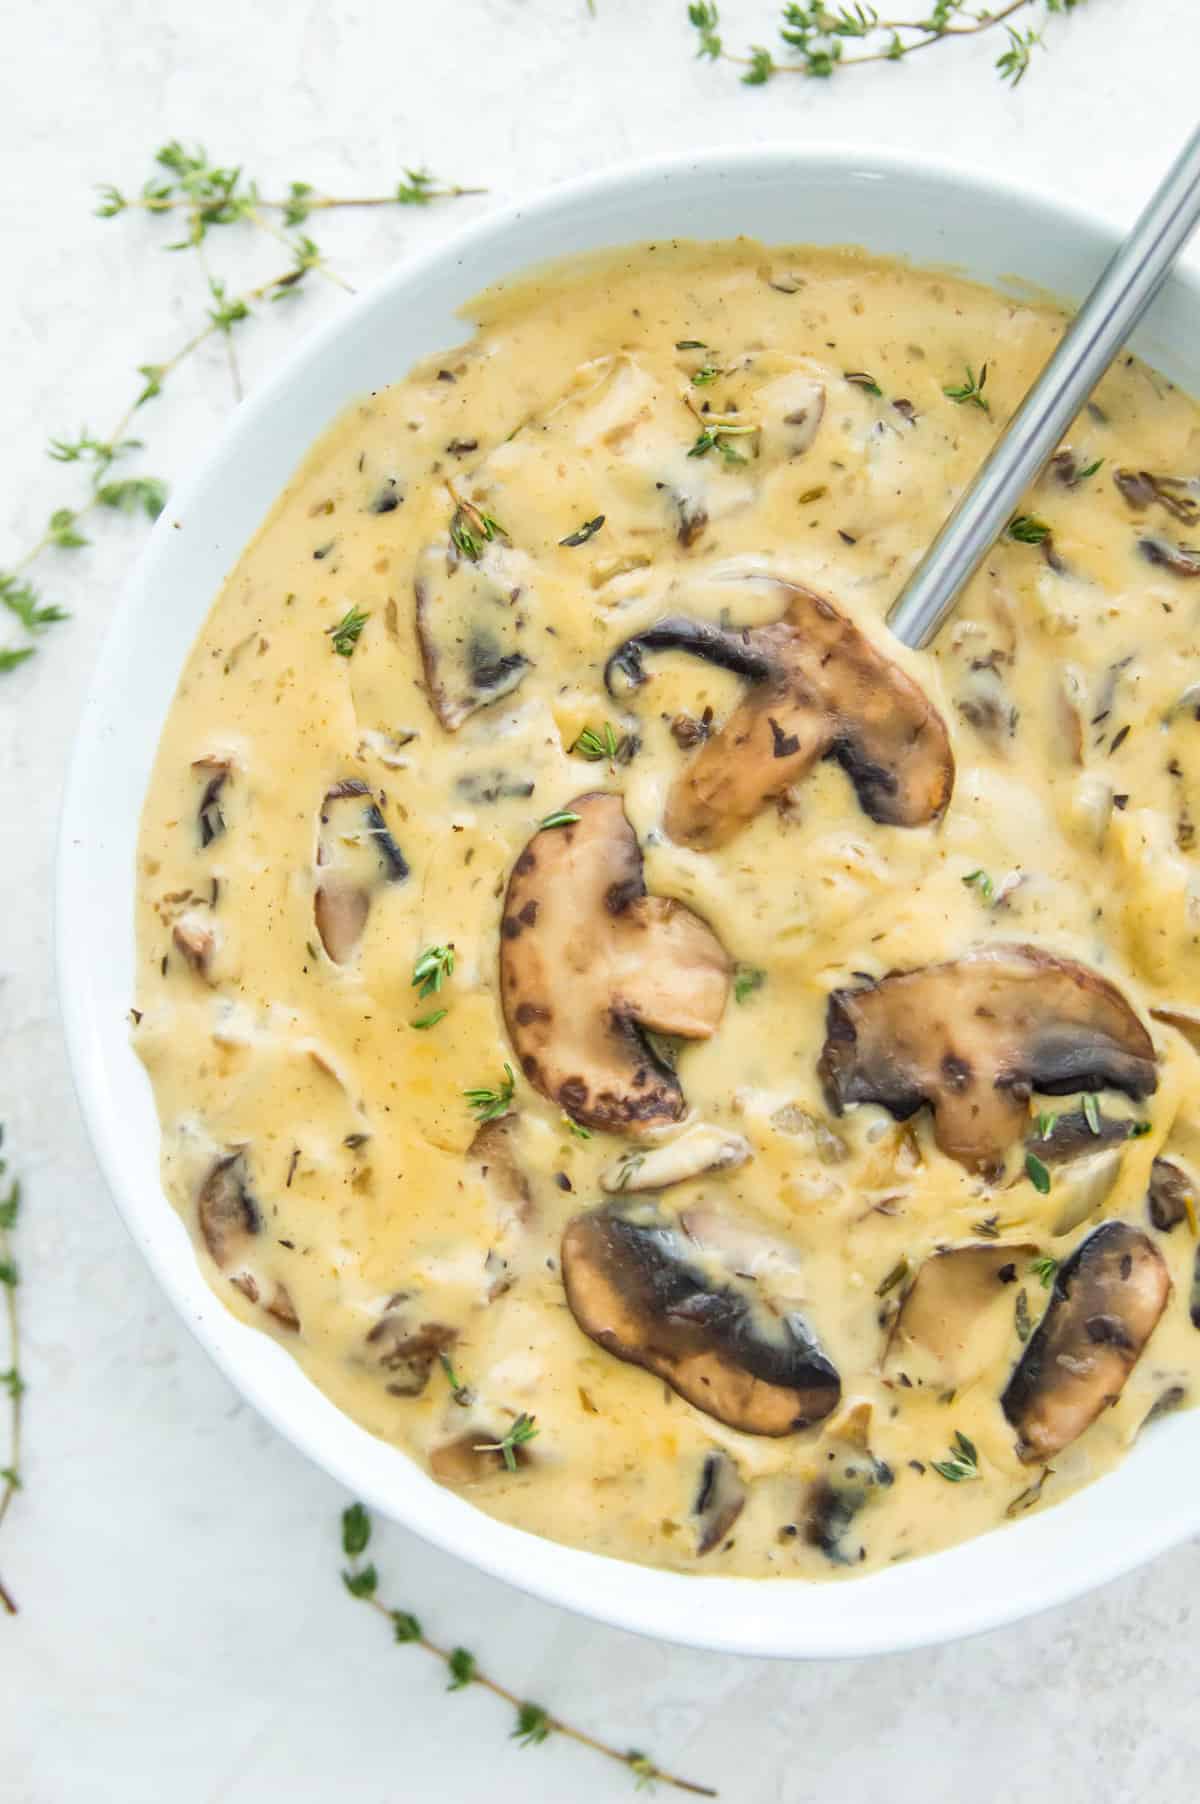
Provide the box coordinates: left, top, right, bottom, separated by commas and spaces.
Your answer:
887, 123, 1200, 651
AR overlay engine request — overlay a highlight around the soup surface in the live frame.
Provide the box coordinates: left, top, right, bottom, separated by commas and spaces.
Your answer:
135, 241, 1200, 1579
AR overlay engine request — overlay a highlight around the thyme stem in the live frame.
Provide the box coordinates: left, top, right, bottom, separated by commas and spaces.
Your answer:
0, 1129, 24, 1617
344, 1529, 721, 1796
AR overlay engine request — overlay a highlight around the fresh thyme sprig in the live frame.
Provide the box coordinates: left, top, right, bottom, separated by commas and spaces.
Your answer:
688, 2, 1091, 90
931, 1429, 980, 1483
326, 605, 370, 657
465, 1064, 517, 1123
943, 363, 991, 413
0, 1128, 24, 1617
413, 943, 456, 999
338, 1506, 716, 1796
2, 142, 481, 675
474, 1411, 540, 1471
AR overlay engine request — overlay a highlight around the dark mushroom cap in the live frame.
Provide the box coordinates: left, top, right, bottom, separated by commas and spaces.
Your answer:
500, 792, 730, 1134
819, 945, 1157, 1174
560, 1201, 841, 1436
604, 578, 953, 848
1001, 1221, 1170, 1462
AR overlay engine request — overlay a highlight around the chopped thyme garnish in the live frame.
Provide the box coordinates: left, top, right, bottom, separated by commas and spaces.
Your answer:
691, 364, 722, 386
931, 1430, 980, 1484
559, 514, 606, 547
1130, 1119, 1153, 1138
1031, 1253, 1059, 1288
475, 1411, 539, 1472
1015, 1286, 1033, 1343
844, 370, 882, 396
326, 605, 369, 657
875, 1257, 909, 1298
439, 1351, 471, 1406
1008, 514, 1052, 544
688, 417, 758, 465
1025, 1151, 1052, 1194
563, 1116, 593, 1141
675, 339, 707, 350
465, 1063, 515, 1123
539, 809, 581, 829
1082, 1091, 1102, 1135
733, 964, 766, 1004
962, 868, 995, 905
1035, 1109, 1059, 1140
972, 1214, 1001, 1240
412, 943, 455, 998
411, 1009, 448, 1030
943, 363, 990, 413
449, 493, 507, 562
571, 722, 619, 761
1077, 457, 1104, 481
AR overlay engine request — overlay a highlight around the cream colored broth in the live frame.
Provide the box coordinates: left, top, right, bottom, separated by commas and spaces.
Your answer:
135, 241, 1200, 1579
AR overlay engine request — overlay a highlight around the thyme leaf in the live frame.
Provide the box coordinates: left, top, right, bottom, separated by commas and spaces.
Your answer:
465, 1064, 516, 1123
326, 605, 369, 657
931, 1430, 980, 1484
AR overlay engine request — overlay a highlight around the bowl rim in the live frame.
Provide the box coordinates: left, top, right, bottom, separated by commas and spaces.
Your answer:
56, 139, 1200, 1661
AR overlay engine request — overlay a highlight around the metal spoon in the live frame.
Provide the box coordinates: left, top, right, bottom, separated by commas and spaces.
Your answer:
887, 123, 1200, 651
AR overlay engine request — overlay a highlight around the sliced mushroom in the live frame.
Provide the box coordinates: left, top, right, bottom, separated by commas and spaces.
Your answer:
314, 779, 408, 964
193, 756, 229, 848
430, 1429, 531, 1487
197, 1152, 298, 1331
1114, 469, 1200, 525
605, 577, 953, 848
884, 1242, 1038, 1387
601, 1123, 751, 1194
804, 1452, 893, 1567
414, 540, 531, 729
1138, 535, 1200, 578
366, 1300, 457, 1397
500, 792, 730, 1133
692, 1449, 746, 1555
819, 945, 1157, 1174
469, 1114, 534, 1228
172, 910, 218, 981
1001, 1221, 1170, 1461
560, 1201, 840, 1435
1147, 1157, 1195, 1233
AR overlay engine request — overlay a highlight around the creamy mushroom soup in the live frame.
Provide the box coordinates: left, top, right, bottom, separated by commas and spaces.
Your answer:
135, 242, 1200, 1578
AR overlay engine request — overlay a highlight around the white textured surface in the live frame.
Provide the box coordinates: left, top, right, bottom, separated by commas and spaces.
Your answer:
3, 1, 1200, 1797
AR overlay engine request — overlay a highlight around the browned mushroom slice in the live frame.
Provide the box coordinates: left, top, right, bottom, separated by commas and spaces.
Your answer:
604, 578, 953, 848
197, 1152, 299, 1331
819, 945, 1157, 1174
1139, 535, 1200, 578
430, 1424, 534, 1486
366, 1301, 456, 1397
692, 1450, 746, 1555
193, 756, 229, 848
314, 779, 408, 963
885, 1242, 1038, 1387
804, 1452, 893, 1567
500, 792, 730, 1134
560, 1201, 840, 1436
172, 911, 217, 981
469, 1114, 533, 1227
1147, 1157, 1195, 1233
1114, 469, 1200, 524
414, 542, 531, 730
1001, 1221, 1170, 1462
198, 1151, 260, 1268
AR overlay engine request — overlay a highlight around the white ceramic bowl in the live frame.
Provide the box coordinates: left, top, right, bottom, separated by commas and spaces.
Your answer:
58, 146, 1200, 1659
